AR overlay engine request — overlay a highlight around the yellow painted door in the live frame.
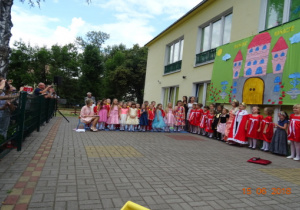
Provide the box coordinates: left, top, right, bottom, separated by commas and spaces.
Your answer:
243, 78, 264, 104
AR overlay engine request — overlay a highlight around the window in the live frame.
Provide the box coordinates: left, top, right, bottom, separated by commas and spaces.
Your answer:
199, 13, 232, 53
165, 38, 184, 74
163, 86, 179, 108
263, 0, 300, 30
276, 64, 281, 71
256, 67, 263, 74
167, 39, 184, 64
289, 0, 300, 21
265, 0, 284, 29
195, 82, 211, 105
196, 12, 232, 65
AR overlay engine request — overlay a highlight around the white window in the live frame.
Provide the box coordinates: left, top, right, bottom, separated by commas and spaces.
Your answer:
260, 0, 300, 31
163, 86, 179, 108
199, 13, 232, 53
167, 39, 184, 64
194, 82, 211, 105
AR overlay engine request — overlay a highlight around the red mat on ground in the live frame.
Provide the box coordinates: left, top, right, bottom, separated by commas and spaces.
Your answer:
247, 157, 272, 165
166, 135, 206, 141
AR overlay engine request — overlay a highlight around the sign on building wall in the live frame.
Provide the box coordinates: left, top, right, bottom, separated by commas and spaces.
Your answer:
210, 19, 300, 105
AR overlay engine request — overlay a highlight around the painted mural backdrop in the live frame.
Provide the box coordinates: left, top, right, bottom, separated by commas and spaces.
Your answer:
211, 19, 300, 105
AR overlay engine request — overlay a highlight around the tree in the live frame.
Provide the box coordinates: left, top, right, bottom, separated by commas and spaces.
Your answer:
104, 44, 148, 103
0, 0, 91, 76
79, 44, 104, 102
76, 31, 110, 51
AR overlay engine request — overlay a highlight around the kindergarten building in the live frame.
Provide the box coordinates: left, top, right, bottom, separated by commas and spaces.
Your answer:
144, 0, 300, 114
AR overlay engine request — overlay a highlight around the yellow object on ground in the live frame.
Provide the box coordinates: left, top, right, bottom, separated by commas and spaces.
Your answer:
121, 201, 150, 210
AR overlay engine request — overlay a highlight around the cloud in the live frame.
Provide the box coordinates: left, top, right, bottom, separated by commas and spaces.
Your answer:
96, 0, 201, 20
11, 6, 84, 47
222, 54, 231, 61
289, 32, 300, 44
10, 0, 201, 48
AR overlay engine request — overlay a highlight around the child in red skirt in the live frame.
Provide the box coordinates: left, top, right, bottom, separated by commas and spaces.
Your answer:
205, 109, 215, 138
199, 106, 209, 135
246, 106, 263, 150
260, 107, 274, 152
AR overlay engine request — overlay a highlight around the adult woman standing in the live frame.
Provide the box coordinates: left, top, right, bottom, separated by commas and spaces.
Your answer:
183, 96, 188, 130
80, 99, 99, 132
224, 99, 239, 141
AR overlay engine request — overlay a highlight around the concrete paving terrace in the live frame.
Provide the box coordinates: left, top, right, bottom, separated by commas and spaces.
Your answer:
0, 116, 299, 210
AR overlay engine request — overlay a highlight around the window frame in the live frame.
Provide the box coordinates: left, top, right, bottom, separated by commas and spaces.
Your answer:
195, 9, 233, 67
193, 81, 211, 105
166, 37, 184, 65
259, 0, 297, 31
196, 9, 233, 54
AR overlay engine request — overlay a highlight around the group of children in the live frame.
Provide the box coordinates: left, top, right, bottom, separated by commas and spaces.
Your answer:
93, 98, 186, 132
90, 97, 300, 161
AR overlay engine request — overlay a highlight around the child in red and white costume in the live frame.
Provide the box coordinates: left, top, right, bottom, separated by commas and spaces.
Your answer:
227, 103, 249, 144
287, 104, 300, 161
245, 106, 263, 150
205, 109, 215, 138
260, 107, 274, 152
195, 103, 203, 134
188, 104, 197, 133
199, 106, 209, 135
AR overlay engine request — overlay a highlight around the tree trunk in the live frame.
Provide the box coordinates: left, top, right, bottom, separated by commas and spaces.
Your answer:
0, 0, 13, 76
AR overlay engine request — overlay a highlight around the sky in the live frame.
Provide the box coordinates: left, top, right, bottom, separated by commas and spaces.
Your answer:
11, 0, 201, 48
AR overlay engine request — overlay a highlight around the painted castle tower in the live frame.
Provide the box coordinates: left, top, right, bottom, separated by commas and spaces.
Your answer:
233, 50, 243, 79
244, 32, 271, 77
271, 36, 288, 74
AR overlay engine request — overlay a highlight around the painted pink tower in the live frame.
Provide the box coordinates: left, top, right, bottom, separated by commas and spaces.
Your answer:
244, 32, 272, 77
271, 36, 288, 74
233, 50, 243, 79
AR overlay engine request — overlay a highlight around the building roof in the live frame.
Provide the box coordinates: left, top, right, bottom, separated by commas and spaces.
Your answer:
272, 36, 288, 52
234, 50, 243, 62
145, 0, 208, 47
248, 32, 272, 49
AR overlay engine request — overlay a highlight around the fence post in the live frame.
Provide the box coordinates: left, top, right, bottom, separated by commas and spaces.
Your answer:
45, 98, 49, 123
17, 92, 27, 151
36, 96, 42, 132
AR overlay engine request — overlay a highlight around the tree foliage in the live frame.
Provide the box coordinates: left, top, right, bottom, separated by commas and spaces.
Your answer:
76, 31, 110, 50
7, 30, 148, 105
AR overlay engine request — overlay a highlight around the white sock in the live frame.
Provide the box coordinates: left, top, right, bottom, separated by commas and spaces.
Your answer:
252, 139, 257, 148
248, 138, 252, 147
295, 142, 300, 159
261, 141, 266, 150
265, 142, 269, 150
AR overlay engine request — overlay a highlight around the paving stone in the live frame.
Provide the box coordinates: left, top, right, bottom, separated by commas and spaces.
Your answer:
0, 117, 299, 210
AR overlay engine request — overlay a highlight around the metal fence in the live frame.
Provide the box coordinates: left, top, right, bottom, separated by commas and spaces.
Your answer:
0, 92, 56, 154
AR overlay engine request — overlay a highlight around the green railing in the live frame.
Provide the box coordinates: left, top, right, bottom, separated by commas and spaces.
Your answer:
164, 60, 182, 74
0, 92, 56, 154
195, 48, 216, 65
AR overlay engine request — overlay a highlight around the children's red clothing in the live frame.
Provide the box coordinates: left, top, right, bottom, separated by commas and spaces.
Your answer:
189, 109, 196, 125
195, 109, 203, 126
93, 105, 99, 115
228, 110, 249, 144
147, 109, 155, 130
205, 113, 214, 133
246, 114, 263, 139
260, 116, 274, 143
288, 114, 300, 142
199, 111, 208, 129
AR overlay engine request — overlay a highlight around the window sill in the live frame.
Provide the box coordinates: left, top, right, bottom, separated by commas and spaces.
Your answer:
163, 69, 181, 76
194, 60, 214, 68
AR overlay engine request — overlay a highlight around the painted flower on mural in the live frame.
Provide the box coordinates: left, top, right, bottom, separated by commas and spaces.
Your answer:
286, 73, 300, 99
219, 81, 229, 99
208, 83, 219, 103
267, 82, 286, 104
